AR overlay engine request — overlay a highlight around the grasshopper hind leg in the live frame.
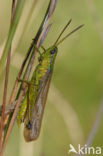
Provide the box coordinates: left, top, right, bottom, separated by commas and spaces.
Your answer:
17, 79, 32, 125
17, 96, 28, 125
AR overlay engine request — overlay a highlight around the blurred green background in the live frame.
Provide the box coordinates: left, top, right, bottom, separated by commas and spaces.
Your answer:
0, 0, 103, 156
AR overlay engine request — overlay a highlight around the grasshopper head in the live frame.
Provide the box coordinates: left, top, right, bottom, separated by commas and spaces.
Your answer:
43, 45, 58, 59
38, 46, 58, 63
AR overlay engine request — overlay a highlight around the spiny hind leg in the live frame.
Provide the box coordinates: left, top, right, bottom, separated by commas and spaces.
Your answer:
16, 78, 30, 125
26, 85, 31, 122
17, 78, 37, 125
17, 96, 28, 125
17, 87, 32, 125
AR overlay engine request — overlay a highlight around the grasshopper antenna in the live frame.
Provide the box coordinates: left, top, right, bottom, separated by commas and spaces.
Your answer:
54, 19, 72, 45
56, 24, 84, 46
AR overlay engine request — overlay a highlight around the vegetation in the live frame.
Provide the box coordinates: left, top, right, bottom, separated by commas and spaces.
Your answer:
0, 0, 103, 156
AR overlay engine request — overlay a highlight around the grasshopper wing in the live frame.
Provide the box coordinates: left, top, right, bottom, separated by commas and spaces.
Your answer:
24, 71, 52, 142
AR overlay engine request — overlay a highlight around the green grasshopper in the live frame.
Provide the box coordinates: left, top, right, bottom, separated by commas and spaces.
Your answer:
17, 19, 84, 142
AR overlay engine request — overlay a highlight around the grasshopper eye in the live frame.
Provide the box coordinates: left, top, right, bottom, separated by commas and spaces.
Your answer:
50, 49, 56, 54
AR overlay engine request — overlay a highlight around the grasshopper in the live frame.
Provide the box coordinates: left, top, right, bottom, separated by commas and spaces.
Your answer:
17, 19, 84, 142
